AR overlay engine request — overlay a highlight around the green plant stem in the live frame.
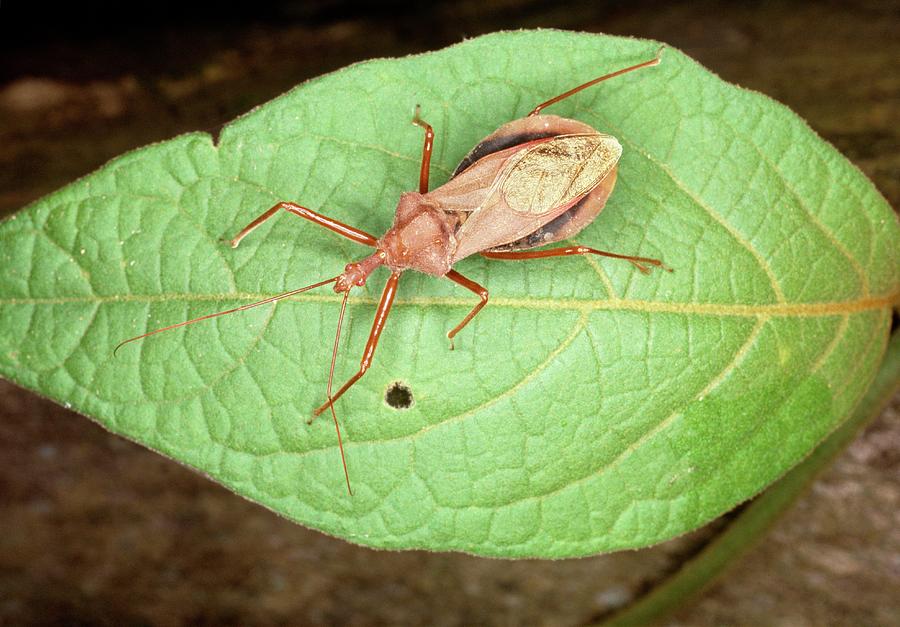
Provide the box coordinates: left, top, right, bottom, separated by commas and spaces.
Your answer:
597, 327, 900, 627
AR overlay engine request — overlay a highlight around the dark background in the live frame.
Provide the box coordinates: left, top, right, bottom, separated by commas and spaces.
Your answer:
2, 1, 898, 625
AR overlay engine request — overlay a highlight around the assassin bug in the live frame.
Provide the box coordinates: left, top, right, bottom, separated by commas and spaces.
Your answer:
116, 50, 670, 494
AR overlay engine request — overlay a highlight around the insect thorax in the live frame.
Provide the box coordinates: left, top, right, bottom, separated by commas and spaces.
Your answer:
379, 192, 458, 277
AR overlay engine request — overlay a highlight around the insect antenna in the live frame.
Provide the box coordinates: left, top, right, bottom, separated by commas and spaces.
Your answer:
113, 276, 340, 356
326, 289, 353, 495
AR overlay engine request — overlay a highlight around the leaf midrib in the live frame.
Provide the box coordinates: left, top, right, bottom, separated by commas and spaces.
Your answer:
3, 291, 895, 317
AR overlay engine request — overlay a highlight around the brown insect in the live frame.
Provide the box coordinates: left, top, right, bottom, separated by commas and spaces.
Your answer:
116, 50, 670, 493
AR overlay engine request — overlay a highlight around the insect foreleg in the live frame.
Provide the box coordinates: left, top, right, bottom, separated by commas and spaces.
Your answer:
444, 269, 489, 350
228, 201, 378, 248
482, 245, 671, 274
411, 105, 434, 193
312, 271, 401, 417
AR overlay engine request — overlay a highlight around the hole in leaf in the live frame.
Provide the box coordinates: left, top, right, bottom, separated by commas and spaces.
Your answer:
385, 381, 413, 409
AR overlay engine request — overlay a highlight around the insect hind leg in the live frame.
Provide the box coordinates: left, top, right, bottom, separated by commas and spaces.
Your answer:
482, 245, 672, 274
528, 49, 663, 116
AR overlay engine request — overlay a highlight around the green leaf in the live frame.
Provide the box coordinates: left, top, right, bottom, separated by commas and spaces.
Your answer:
0, 30, 897, 558
599, 329, 900, 626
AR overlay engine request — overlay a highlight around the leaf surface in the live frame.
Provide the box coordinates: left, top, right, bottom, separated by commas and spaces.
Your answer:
1, 31, 897, 557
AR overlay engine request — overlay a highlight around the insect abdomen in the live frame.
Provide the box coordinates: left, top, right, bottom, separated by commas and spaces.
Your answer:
489, 169, 617, 252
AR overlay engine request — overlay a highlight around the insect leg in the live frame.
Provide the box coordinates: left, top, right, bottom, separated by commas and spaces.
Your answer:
482, 246, 672, 274
312, 271, 401, 417
444, 270, 489, 350
228, 201, 378, 248
411, 105, 434, 193
528, 49, 662, 116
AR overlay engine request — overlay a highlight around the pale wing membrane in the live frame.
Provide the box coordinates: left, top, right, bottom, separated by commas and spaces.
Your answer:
501, 134, 622, 216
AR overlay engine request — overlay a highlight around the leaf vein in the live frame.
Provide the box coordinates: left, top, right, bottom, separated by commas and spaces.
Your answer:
4, 291, 895, 318
582, 106, 787, 304
721, 116, 870, 296
499, 315, 768, 509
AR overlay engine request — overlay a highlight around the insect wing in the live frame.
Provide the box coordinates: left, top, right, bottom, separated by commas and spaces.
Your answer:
449, 133, 621, 261
501, 134, 621, 215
